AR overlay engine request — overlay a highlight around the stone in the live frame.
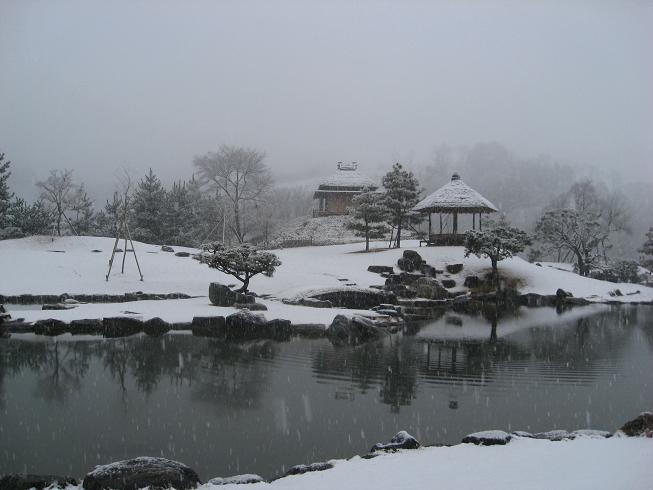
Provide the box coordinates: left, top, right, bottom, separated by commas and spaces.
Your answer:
225, 310, 268, 340
299, 298, 332, 308
464, 275, 480, 288
367, 265, 394, 274
396, 257, 414, 272
415, 277, 448, 300
556, 288, 573, 298
512, 431, 534, 438
143, 317, 171, 336
0, 474, 78, 490
384, 274, 403, 285
33, 319, 68, 336
619, 412, 653, 437
441, 279, 456, 289
191, 316, 226, 338
161, 245, 175, 252
310, 289, 393, 309
234, 302, 268, 311
42, 303, 75, 310
326, 314, 386, 343
371, 430, 420, 452
399, 272, 422, 285
284, 462, 333, 477
402, 250, 423, 266
174, 251, 190, 257
609, 289, 624, 297
209, 282, 253, 307
446, 263, 464, 274
462, 430, 512, 446
292, 323, 327, 337
533, 430, 572, 441
208, 474, 264, 485
265, 319, 293, 341
419, 264, 436, 277
70, 319, 103, 335
82, 456, 200, 490
572, 429, 612, 439
103, 317, 143, 338
564, 297, 591, 306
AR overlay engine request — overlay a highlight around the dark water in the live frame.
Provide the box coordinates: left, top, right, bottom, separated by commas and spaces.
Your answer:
1, 305, 652, 480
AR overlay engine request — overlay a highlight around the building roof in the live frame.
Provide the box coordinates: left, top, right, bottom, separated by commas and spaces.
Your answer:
316, 162, 377, 190
413, 173, 498, 213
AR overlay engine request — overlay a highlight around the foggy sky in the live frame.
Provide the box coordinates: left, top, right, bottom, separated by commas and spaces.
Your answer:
1, 0, 652, 200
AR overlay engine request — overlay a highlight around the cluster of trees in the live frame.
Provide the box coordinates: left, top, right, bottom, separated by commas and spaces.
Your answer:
346, 162, 421, 251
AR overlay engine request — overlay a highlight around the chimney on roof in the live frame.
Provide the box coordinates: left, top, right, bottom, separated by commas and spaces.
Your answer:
451, 173, 461, 181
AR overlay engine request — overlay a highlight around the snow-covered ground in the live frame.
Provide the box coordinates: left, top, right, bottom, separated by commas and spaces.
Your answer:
213, 435, 650, 490
1, 235, 651, 325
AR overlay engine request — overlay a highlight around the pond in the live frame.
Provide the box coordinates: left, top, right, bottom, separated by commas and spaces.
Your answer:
1, 305, 651, 480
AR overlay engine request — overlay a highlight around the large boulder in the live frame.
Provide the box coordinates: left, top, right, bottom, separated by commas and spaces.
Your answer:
33, 318, 68, 336
464, 275, 480, 288
462, 430, 512, 446
233, 302, 267, 311
619, 412, 653, 436
82, 457, 200, 490
0, 474, 78, 490
224, 310, 268, 340
446, 263, 464, 274
209, 283, 254, 307
310, 289, 393, 309
265, 319, 293, 341
143, 317, 171, 336
533, 430, 572, 441
415, 277, 448, 300
191, 316, 226, 338
326, 314, 387, 343
441, 279, 456, 289
371, 431, 420, 452
103, 317, 143, 338
402, 250, 423, 267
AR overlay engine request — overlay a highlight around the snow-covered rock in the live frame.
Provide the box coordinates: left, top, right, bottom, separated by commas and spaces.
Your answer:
619, 412, 653, 437
207, 474, 264, 485
461, 430, 512, 446
534, 430, 573, 441
371, 430, 421, 452
82, 456, 200, 490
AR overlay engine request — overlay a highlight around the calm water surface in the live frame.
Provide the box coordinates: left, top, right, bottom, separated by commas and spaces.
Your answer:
1, 305, 651, 480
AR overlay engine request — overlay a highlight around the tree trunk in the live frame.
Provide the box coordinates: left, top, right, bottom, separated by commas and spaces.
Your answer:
237, 275, 250, 293
396, 215, 402, 248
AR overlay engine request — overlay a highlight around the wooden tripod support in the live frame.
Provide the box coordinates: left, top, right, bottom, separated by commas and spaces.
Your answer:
106, 197, 143, 282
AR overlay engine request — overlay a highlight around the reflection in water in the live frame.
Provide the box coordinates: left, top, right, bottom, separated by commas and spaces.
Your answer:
0, 305, 651, 480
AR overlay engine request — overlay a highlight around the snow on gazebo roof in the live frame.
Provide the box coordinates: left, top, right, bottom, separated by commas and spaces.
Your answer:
316, 162, 377, 190
413, 173, 498, 213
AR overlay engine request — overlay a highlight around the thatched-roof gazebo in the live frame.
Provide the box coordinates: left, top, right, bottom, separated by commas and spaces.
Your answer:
412, 173, 498, 245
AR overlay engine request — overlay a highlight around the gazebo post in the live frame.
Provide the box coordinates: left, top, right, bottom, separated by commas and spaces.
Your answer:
439, 213, 443, 234
479, 213, 482, 231
453, 211, 458, 234
428, 213, 432, 238
473, 213, 476, 230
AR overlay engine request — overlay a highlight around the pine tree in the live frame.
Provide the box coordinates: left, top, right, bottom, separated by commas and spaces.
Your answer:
346, 189, 389, 252
7, 198, 52, 235
132, 168, 166, 243
94, 192, 124, 237
640, 227, 653, 277
0, 153, 13, 228
381, 163, 420, 248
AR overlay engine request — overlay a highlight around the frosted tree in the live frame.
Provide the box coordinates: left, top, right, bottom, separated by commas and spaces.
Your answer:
194, 145, 273, 243
200, 243, 281, 292
640, 227, 653, 278
132, 168, 166, 243
36, 169, 78, 235
346, 188, 389, 252
69, 184, 95, 235
381, 163, 420, 248
6, 198, 52, 236
0, 153, 13, 228
464, 216, 531, 278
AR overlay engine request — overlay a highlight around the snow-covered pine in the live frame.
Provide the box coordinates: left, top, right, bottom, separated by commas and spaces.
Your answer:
464, 216, 531, 277
639, 227, 653, 276
381, 163, 420, 248
132, 168, 166, 244
346, 188, 389, 252
200, 243, 281, 292
69, 184, 95, 235
0, 152, 13, 228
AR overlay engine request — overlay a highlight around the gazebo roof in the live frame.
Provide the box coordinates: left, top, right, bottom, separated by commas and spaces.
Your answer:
316, 162, 377, 190
413, 173, 498, 214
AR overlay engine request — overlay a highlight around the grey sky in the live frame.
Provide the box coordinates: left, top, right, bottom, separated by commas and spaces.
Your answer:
1, 0, 652, 200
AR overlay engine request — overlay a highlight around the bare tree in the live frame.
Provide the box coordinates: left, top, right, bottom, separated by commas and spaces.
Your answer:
194, 145, 272, 243
36, 169, 78, 236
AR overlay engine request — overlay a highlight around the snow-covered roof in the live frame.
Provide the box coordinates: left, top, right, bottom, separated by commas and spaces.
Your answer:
413, 173, 498, 213
316, 162, 377, 190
